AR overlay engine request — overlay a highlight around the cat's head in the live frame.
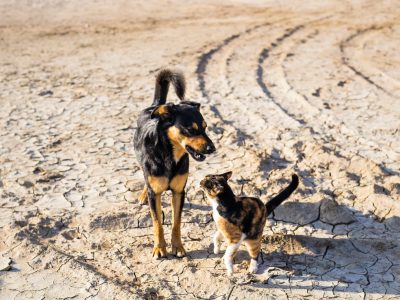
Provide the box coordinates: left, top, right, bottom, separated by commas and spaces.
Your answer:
200, 171, 232, 198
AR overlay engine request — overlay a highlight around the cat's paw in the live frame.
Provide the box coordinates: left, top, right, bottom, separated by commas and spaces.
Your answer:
224, 255, 234, 276
248, 259, 258, 274
213, 244, 221, 254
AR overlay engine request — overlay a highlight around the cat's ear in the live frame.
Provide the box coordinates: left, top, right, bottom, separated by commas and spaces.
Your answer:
220, 171, 232, 181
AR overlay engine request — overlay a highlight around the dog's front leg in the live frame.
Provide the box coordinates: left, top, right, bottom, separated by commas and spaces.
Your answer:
171, 191, 186, 257
170, 173, 188, 257
148, 190, 167, 258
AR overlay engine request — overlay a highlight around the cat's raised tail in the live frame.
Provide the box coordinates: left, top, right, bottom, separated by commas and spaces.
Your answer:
266, 174, 299, 215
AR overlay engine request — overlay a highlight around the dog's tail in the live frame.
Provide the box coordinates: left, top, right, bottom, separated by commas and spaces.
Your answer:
265, 174, 299, 216
152, 69, 186, 106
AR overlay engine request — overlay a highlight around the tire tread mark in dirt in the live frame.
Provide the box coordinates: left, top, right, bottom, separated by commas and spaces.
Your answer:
277, 26, 399, 172
196, 23, 269, 121
340, 26, 394, 97
256, 25, 306, 125
278, 28, 349, 143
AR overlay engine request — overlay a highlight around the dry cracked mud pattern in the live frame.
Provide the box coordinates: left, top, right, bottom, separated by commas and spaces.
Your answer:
1, 0, 400, 299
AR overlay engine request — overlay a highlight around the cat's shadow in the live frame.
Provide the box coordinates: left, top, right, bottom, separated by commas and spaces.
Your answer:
186, 199, 400, 296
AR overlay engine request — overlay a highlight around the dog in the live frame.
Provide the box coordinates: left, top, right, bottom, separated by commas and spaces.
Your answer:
134, 69, 216, 258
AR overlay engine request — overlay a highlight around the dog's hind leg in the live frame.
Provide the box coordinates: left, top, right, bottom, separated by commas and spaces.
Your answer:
170, 173, 188, 257
138, 185, 148, 205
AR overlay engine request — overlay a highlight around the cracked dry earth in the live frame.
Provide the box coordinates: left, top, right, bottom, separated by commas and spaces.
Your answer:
0, 0, 400, 299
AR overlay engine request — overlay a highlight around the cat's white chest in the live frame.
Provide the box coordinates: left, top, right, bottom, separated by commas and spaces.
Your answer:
207, 196, 221, 223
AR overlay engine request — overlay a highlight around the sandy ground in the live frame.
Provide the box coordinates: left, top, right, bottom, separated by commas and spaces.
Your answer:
1, 0, 400, 299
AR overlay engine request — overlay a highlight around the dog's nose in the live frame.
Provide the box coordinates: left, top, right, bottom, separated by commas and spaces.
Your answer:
206, 143, 216, 154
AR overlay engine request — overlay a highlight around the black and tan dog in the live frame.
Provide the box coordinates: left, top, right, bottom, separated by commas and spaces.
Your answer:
134, 69, 216, 258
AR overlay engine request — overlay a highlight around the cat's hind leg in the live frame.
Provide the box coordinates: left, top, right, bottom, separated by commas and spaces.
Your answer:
213, 231, 223, 254
245, 239, 261, 273
223, 234, 246, 276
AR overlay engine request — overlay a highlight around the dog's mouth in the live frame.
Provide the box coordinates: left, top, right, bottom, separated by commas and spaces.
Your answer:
186, 145, 206, 161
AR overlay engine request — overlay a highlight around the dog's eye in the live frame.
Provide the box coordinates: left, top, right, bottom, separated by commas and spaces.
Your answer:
202, 121, 207, 129
192, 123, 199, 130
181, 125, 197, 136
179, 126, 192, 136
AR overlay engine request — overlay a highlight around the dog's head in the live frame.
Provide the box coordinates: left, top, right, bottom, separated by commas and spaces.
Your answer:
151, 101, 216, 161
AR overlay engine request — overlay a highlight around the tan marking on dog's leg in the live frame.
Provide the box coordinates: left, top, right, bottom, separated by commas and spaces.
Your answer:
170, 173, 188, 192
171, 191, 186, 257
150, 193, 167, 258
138, 185, 148, 205
147, 175, 168, 194
170, 173, 188, 257
245, 239, 261, 273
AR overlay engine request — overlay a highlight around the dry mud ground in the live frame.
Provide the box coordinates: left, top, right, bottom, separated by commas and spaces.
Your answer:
1, 0, 400, 299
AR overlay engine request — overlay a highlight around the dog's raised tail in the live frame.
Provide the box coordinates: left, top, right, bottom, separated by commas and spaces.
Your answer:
152, 69, 186, 106
266, 174, 299, 216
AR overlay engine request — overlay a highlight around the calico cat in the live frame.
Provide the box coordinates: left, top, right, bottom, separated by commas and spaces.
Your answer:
200, 172, 299, 275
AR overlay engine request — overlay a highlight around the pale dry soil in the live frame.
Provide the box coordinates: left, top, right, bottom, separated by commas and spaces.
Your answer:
0, 0, 400, 299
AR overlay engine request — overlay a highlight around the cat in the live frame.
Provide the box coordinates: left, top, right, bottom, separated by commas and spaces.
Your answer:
200, 171, 299, 275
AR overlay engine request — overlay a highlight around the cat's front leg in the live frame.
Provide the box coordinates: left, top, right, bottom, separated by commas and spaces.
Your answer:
248, 258, 258, 273
213, 231, 223, 254
223, 235, 245, 276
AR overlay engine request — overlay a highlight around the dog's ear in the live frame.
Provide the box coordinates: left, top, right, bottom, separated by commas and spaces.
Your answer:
151, 104, 175, 119
181, 101, 201, 110
220, 171, 232, 181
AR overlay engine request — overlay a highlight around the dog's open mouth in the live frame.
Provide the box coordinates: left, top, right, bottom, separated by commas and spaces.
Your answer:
186, 145, 206, 161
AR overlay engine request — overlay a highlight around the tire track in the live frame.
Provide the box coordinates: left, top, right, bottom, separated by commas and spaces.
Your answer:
256, 25, 306, 125
339, 26, 395, 97
196, 23, 269, 121
277, 23, 399, 171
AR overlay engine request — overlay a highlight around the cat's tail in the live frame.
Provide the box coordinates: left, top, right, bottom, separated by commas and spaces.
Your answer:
266, 174, 299, 215
152, 69, 186, 106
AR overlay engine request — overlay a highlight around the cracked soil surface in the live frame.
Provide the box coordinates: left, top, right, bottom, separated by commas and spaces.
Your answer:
1, 0, 399, 299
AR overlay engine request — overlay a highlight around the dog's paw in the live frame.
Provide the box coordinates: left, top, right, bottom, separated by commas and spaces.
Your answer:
138, 193, 147, 205
171, 244, 186, 258
152, 246, 168, 259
